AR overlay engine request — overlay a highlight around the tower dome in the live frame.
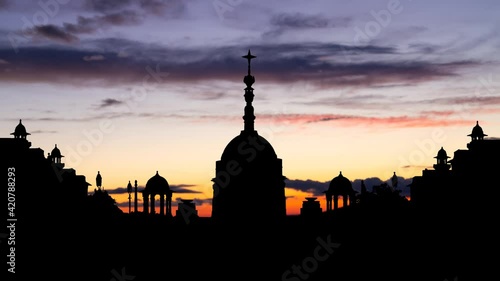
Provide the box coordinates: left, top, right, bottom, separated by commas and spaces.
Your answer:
145, 171, 170, 194
433, 147, 451, 171
328, 171, 353, 195
468, 121, 487, 141
435, 147, 450, 160
11, 119, 30, 139
51, 144, 63, 158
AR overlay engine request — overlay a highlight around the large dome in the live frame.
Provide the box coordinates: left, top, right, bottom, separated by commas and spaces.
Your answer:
221, 130, 277, 162
144, 171, 170, 195
328, 172, 353, 195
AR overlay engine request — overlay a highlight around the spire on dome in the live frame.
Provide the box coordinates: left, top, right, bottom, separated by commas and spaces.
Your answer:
242, 49, 256, 132
242, 49, 256, 76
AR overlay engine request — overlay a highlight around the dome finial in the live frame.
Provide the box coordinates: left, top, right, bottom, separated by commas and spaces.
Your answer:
242, 49, 256, 76
242, 50, 257, 132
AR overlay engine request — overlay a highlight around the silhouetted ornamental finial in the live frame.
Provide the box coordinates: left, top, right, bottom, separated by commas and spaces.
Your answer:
242, 49, 256, 75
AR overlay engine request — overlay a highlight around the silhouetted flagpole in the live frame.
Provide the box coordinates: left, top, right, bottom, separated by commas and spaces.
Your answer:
134, 180, 138, 213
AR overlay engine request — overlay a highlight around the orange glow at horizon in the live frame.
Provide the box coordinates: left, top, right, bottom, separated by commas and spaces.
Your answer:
116, 188, 351, 217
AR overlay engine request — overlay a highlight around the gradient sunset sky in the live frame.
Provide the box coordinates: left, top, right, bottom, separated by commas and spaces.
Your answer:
1, 0, 499, 216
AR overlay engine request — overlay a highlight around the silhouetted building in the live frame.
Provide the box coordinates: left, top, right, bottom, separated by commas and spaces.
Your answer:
175, 199, 199, 223
211, 50, 286, 224
411, 121, 500, 212
1, 120, 92, 217
410, 146, 453, 210
324, 171, 356, 211
49, 144, 91, 200
142, 171, 172, 216
300, 197, 322, 218
47, 144, 64, 170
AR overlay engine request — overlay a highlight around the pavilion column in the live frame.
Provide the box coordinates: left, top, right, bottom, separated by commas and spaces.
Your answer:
325, 193, 332, 211
167, 197, 171, 216
143, 193, 149, 214
343, 195, 348, 208
160, 194, 165, 216
333, 195, 338, 210
150, 194, 155, 214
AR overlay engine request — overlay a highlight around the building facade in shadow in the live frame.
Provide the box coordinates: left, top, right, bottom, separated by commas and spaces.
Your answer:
0, 120, 118, 220
411, 121, 500, 214
211, 50, 286, 224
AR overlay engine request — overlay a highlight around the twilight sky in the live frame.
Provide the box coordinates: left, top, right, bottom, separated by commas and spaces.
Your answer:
1, 0, 499, 216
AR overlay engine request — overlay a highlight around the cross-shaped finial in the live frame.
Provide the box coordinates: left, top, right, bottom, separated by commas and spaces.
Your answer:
242, 49, 256, 75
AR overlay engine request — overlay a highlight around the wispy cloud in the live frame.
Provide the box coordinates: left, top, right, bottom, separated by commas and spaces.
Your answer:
264, 13, 350, 39
106, 187, 136, 195
255, 113, 473, 128
19, 0, 188, 44
171, 184, 202, 194
25, 25, 79, 44
174, 197, 211, 206
64, 10, 143, 34
96, 98, 123, 109
0, 0, 10, 9
0, 42, 481, 89
83, 0, 185, 16
285, 179, 329, 196
426, 95, 500, 106
83, 54, 106, 61
30, 130, 58, 134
